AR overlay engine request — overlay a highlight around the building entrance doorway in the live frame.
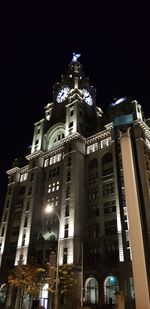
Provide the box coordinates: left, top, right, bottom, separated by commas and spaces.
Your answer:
104, 276, 118, 304
85, 277, 98, 304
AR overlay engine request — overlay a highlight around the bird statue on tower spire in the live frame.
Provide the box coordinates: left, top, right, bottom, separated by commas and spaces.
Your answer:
72, 52, 81, 62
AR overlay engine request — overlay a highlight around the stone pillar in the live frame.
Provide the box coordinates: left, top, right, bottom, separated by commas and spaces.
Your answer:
5, 285, 12, 308
115, 291, 125, 309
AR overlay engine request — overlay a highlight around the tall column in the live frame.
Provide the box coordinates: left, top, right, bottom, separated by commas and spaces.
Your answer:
120, 128, 150, 309
5, 286, 13, 308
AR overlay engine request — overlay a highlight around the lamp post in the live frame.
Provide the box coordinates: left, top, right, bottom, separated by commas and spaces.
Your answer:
45, 204, 60, 309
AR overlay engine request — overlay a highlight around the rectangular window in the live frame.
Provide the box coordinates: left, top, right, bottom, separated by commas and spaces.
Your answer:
48, 184, 51, 193
69, 121, 73, 128
37, 127, 40, 134
14, 211, 21, 222
3, 212, 7, 222
105, 220, 117, 235
24, 217, 28, 227
66, 184, 70, 199
104, 200, 116, 215
44, 159, 49, 167
6, 200, 10, 208
19, 186, 26, 195
67, 171, 71, 182
56, 181, 60, 190
70, 109, 74, 116
67, 157, 72, 167
64, 224, 69, 238
103, 182, 115, 196
68, 145, 72, 152
28, 186, 32, 196
63, 248, 68, 264
30, 173, 34, 181
26, 201, 30, 211
20, 173, 28, 182
22, 233, 26, 246
49, 170, 52, 178
65, 204, 69, 217
1, 227, 5, 237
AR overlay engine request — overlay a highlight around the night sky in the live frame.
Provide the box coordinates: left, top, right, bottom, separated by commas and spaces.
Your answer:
0, 1, 150, 215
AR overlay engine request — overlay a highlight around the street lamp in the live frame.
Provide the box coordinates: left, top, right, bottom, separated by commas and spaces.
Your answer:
45, 204, 60, 309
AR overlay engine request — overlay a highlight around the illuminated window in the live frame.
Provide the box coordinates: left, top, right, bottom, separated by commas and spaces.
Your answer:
85, 277, 98, 304
87, 143, 98, 154
101, 137, 111, 149
56, 181, 59, 190
20, 172, 28, 182
48, 182, 60, 193
49, 154, 61, 165
44, 159, 49, 167
104, 276, 119, 304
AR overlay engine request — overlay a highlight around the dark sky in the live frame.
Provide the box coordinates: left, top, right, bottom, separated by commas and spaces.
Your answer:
0, 1, 150, 214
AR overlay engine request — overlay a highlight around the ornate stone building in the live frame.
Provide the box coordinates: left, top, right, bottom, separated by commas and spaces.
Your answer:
0, 55, 150, 308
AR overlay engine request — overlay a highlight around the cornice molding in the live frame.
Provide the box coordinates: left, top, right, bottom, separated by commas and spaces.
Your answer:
7, 167, 20, 175
26, 150, 44, 161
135, 119, 150, 140
86, 128, 112, 145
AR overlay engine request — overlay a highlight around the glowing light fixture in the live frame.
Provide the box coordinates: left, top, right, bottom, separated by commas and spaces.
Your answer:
112, 97, 126, 106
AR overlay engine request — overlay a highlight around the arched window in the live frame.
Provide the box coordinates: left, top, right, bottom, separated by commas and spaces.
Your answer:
88, 158, 98, 169
85, 277, 99, 304
104, 276, 119, 304
39, 283, 49, 308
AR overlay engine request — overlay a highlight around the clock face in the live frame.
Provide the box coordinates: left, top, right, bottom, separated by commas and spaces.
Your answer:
82, 89, 93, 106
56, 87, 70, 103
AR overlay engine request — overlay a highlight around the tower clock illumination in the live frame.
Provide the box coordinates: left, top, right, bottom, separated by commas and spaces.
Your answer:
56, 87, 70, 103
82, 88, 93, 106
